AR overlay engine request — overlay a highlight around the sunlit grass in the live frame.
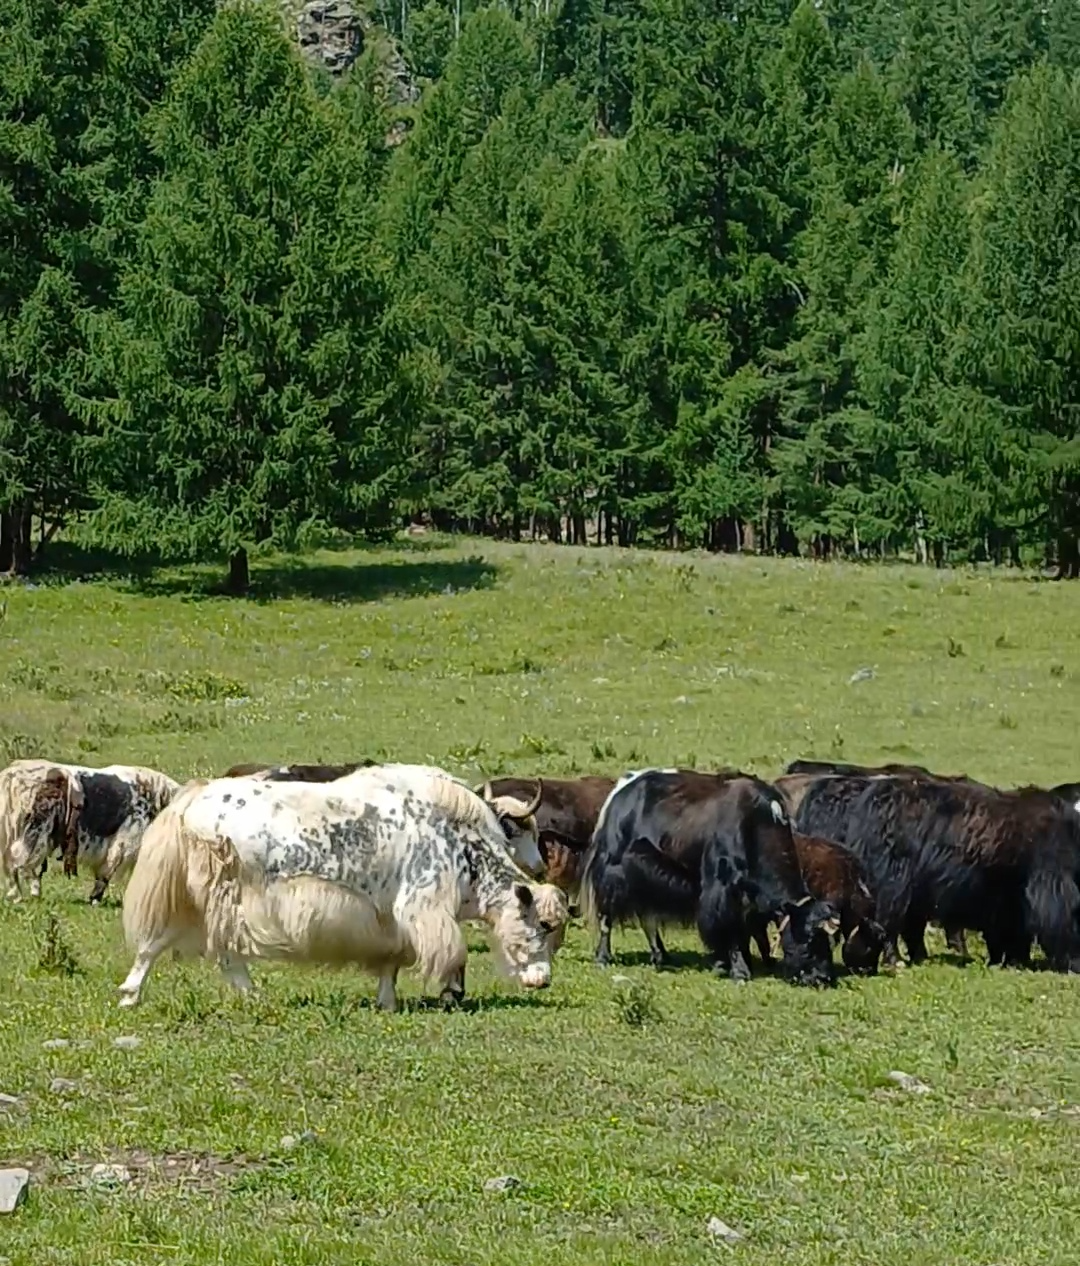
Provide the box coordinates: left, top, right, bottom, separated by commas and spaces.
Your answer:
1, 537, 1079, 1264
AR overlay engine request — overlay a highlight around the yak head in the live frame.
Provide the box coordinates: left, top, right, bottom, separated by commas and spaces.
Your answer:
476, 779, 545, 876
841, 917, 887, 975
489, 881, 568, 990
776, 896, 839, 987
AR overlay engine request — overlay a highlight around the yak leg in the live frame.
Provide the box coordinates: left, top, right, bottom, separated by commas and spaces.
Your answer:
699, 885, 752, 983
4, 865, 22, 906
30, 854, 48, 899
440, 965, 466, 1006
944, 923, 969, 957
746, 913, 773, 965
217, 953, 254, 994
901, 913, 929, 965
594, 915, 614, 966
376, 968, 399, 1013
639, 915, 668, 968
118, 934, 183, 1007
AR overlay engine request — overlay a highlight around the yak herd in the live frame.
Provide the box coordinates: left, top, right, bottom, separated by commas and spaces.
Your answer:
1, 752, 1079, 1009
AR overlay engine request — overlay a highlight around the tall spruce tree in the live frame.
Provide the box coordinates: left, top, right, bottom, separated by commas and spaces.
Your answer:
87, 2, 403, 592
954, 64, 1080, 575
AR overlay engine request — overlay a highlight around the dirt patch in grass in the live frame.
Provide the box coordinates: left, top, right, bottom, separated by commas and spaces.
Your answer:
1, 1149, 259, 1193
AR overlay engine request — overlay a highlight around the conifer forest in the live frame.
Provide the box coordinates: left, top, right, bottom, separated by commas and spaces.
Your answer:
3, 0, 1079, 591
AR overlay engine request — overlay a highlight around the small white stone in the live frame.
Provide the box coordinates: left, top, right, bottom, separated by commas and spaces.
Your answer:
707, 1215, 743, 1243
49, 1079, 78, 1095
483, 1174, 522, 1193
42, 1039, 69, 1050
113, 1036, 141, 1050
89, 1164, 132, 1188
0, 1169, 30, 1213
0, 1095, 20, 1111
887, 1070, 931, 1095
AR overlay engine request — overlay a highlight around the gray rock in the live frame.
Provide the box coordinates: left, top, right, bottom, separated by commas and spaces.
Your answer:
0, 1169, 29, 1214
887, 1070, 931, 1095
0, 1094, 19, 1111
49, 1078, 78, 1095
296, 0, 364, 75
707, 1216, 743, 1244
113, 1035, 141, 1050
483, 1174, 522, 1193
282, 1130, 317, 1150
89, 1163, 132, 1188
848, 666, 875, 684
42, 1039, 69, 1050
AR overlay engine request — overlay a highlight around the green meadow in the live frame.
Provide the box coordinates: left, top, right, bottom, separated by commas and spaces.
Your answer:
1, 536, 1079, 1265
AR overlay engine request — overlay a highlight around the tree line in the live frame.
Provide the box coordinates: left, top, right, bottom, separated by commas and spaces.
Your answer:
2, 0, 1079, 591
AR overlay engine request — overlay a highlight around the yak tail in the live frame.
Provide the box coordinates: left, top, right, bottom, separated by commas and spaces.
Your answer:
122, 783, 208, 954
122, 781, 251, 959
577, 830, 604, 930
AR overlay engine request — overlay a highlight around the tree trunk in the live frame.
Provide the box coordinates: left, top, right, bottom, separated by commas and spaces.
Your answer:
1056, 532, 1080, 579
227, 548, 250, 595
0, 512, 12, 573
3, 503, 33, 576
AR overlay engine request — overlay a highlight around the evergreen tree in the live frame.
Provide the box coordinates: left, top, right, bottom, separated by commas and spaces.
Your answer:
86, 2, 403, 592
954, 64, 1080, 574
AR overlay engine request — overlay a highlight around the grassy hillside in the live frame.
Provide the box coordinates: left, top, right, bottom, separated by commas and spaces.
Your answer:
1, 537, 1079, 1265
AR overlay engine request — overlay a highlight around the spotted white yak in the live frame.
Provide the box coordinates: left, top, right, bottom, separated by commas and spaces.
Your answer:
0, 758, 181, 903
365, 764, 560, 1002
220, 761, 548, 879
118, 765, 570, 1011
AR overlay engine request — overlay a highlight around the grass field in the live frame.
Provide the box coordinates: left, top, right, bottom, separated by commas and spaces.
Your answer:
2, 535, 1080, 1265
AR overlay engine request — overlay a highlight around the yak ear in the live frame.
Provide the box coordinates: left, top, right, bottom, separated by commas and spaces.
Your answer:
514, 883, 534, 909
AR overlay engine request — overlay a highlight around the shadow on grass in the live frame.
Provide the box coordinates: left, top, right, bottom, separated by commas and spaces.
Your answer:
596, 948, 716, 972
33, 539, 499, 605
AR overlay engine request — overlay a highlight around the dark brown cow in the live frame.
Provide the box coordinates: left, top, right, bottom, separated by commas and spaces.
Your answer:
748, 831, 885, 974
476, 775, 615, 909
580, 769, 838, 986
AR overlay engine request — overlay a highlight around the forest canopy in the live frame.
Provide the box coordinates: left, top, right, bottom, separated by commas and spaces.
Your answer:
2, 0, 1078, 588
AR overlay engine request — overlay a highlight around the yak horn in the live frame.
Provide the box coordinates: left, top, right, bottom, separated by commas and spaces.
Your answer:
478, 781, 494, 802
510, 778, 543, 820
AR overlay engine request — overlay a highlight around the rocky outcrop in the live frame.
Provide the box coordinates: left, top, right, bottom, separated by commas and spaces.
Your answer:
296, 0, 364, 75
290, 0, 420, 142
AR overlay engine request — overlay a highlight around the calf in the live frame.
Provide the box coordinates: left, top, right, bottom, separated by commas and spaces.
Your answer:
580, 769, 838, 986
748, 831, 885, 974
778, 762, 985, 959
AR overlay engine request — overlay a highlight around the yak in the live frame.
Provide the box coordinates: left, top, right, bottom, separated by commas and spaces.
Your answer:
579, 769, 838, 986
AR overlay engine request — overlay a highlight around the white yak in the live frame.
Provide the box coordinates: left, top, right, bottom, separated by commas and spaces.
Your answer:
118, 764, 569, 1011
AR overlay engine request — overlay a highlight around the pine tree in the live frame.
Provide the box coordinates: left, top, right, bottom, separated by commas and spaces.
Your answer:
86, 2, 403, 593
954, 64, 1080, 574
